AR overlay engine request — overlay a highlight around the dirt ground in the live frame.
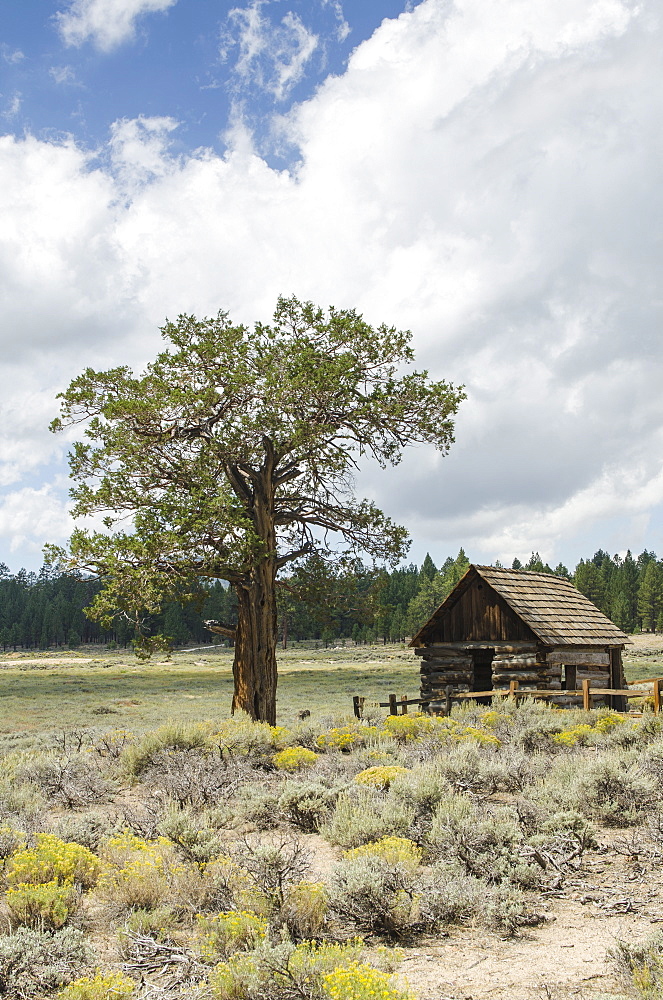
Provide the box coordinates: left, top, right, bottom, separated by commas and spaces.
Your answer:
395, 829, 662, 1000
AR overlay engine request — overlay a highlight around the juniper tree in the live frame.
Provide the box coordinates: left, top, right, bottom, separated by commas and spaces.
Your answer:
48, 296, 465, 723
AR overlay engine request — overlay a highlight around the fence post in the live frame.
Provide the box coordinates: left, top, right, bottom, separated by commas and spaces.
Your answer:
654, 680, 661, 715
582, 678, 592, 711
353, 696, 365, 719
401, 695, 408, 715
388, 693, 398, 716
509, 680, 519, 698
444, 685, 452, 718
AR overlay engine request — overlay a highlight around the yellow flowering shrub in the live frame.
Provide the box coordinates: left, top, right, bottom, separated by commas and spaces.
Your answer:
480, 710, 507, 729
282, 880, 328, 937
58, 971, 136, 1000
197, 910, 268, 960
7, 834, 100, 889
354, 767, 409, 790
6, 878, 79, 930
272, 746, 319, 772
452, 726, 501, 747
97, 833, 189, 910
208, 715, 289, 758
322, 961, 413, 1000
343, 837, 422, 868
553, 724, 595, 747
208, 939, 366, 999
594, 711, 626, 734
269, 726, 294, 750
316, 724, 379, 751
382, 715, 433, 742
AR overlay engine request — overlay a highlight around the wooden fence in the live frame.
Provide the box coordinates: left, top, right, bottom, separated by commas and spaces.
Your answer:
353, 677, 663, 718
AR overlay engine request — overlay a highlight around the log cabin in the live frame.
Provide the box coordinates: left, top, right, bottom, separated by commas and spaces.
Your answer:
410, 565, 630, 708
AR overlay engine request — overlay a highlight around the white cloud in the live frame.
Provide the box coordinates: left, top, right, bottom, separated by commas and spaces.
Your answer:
222, 1, 319, 101
323, 0, 350, 42
0, 45, 24, 65
2, 94, 21, 119
1, 0, 663, 569
50, 65, 78, 85
56, 0, 177, 52
0, 486, 73, 556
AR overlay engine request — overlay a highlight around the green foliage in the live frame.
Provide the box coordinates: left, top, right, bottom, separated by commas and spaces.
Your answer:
0, 926, 92, 998
281, 880, 329, 939
610, 933, 663, 999
197, 911, 268, 961
321, 788, 415, 849
207, 939, 366, 1000
278, 779, 345, 833
6, 879, 80, 930
49, 296, 465, 721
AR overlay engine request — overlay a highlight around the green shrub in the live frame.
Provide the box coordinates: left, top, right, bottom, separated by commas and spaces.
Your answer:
158, 802, 223, 862
281, 880, 328, 939
0, 926, 92, 997
6, 879, 79, 930
0, 823, 27, 860
278, 779, 344, 832
208, 940, 364, 1000
197, 911, 268, 960
427, 796, 541, 888
328, 855, 421, 939
575, 753, 656, 826
49, 812, 116, 852
121, 721, 213, 778
322, 788, 414, 849
122, 905, 177, 940
610, 932, 663, 998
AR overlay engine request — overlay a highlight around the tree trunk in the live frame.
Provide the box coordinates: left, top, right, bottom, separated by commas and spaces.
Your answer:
232, 576, 278, 724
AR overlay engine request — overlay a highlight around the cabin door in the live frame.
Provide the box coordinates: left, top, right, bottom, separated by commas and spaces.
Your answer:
472, 649, 494, 703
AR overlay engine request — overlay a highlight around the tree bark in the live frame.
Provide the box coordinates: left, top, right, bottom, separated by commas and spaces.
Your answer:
232, 578, 278, 724
230, 465, 279, 725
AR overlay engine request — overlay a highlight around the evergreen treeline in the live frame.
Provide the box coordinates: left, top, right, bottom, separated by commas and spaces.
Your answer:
0, 547, 662, 651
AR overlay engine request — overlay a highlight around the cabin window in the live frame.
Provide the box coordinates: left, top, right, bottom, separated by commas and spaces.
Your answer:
562, 664, 577, 691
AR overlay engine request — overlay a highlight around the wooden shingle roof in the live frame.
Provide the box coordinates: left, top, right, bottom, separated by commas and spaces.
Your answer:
412, 565, 630, 647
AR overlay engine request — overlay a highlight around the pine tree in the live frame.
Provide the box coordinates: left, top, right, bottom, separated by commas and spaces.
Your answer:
637, 561, 663, 632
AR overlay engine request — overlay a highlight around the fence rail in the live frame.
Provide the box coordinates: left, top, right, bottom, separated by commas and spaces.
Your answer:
353, 677, 663, 718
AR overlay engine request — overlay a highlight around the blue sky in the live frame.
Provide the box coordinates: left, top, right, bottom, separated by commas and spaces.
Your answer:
2, 1, 407, 161
1, 0, 663, 575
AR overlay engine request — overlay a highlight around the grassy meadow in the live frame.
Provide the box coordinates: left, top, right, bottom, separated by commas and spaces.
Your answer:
0, 644, 419, 747
0, 637, 660, 749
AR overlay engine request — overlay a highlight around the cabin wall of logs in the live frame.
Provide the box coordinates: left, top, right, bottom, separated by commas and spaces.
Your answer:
416, 641, 618, 707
